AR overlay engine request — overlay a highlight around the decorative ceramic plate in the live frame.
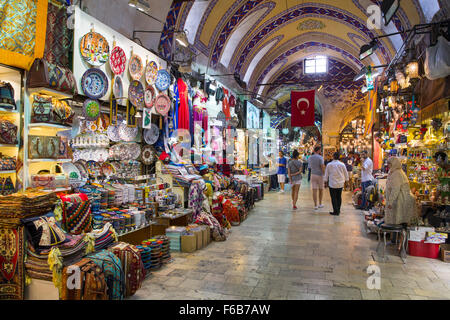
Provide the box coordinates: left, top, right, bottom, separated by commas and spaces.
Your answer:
86, 160, 102, 176
113, 75, 123, 100
144, 85, 155, 108
145, 61, 158, 85
83, 99, 101, 121
84, 120, 98, 132
101, 162, 116, 177
143, 123, 160, 145
107, 124, 120, 142
74, 160, 88, 179
155, 69, 171, 91
118, 122, 138, 142
109, 46, 126, 75
81, 68, 109, 100
154, 94, 171, 116
128, 143, 141, 160
141, 145, 156, 165
128, 80, 144, 108
80, 31, 110, 67
129, 54, 144, 80
61, 162, 87, 188
96, 114, 110, 132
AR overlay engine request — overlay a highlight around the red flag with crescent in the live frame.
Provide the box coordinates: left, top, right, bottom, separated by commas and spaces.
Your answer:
291, 90, 315, 127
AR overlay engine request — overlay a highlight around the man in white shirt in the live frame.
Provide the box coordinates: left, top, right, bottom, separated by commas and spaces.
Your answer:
324, 152, 349, 216
359, 150, 374, 211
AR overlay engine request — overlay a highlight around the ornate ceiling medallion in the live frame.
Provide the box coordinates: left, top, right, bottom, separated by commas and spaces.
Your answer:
297, 19, 326, 31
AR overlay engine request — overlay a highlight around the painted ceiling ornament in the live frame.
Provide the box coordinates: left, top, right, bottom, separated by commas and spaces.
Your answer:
297, 19, 326, 31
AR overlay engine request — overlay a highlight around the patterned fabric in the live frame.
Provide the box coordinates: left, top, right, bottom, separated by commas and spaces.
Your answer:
0, 0, 48, 70
87, 249, 125, 300
189, 181, 204, 218
108, 242, 144, 297
61, 193, 92, 235
0, 223, 24, 300
22, 215, 66, 252
43, 0, 70, 67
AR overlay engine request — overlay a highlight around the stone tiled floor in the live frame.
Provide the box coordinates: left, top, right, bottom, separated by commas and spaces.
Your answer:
131, 179, 450, 300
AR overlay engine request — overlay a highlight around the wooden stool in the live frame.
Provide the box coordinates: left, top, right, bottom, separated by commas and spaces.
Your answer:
376, 224, 407, 264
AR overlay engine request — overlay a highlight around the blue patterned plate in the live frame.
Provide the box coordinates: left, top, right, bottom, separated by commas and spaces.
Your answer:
155, 69, 171, 91
81, 68, 109, 99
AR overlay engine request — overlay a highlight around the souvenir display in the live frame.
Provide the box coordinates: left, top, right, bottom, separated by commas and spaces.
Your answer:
128, 80, 144, 108
28, 136, 60, 159
107, 124, 121, 142
0, 119, 17, 145
80, 31, 110, 67
118, 121, 138, 142
101, 162, 116, 177
109, 45, 127, 75
154, 94, 171, 117
81, 68, 109, 100
144, 85, 155, 108
145, 61, 158, 85
128, 54, 144, 81
83, 99, 101, 121
143, 124, 160, 145
142, 108, 152, 129
61, 162, 86, 188
155, 69, 171, 91
0, 81, 16, 110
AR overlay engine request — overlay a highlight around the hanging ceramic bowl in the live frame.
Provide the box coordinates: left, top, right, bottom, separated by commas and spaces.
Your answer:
80, 31, 110, 67
118, 121, 138, 142
143, 123, 160, 145
81, 68, 109, 100
128, 80, 144, 108
107, 124, 121, 142
144, 85, 155, 108
109, 45, 126, 75
83, 99, 101, 121
113, 75, 123, 103
145, 61, 159, 85
155, 69, 171, 91
141, 145, 156, 165
129, 54, 144, 80
154, 93, 171, 116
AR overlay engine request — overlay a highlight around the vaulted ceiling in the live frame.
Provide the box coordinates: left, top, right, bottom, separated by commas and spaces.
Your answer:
158, 0, 444, 128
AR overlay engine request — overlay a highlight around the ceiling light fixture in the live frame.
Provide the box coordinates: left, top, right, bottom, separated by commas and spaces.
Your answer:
175, 31, 189, 47
381, 0, 400, 26
359, 39, 378, 60
128, 0, 151, 14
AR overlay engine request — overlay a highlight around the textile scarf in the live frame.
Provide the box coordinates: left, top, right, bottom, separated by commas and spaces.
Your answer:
0, 0, 48, 70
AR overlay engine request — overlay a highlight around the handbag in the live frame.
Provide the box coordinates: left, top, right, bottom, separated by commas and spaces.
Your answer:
31, 174, 56, 189
27, 59, 77, 95
0, 81, 16, 110
0, 154, 16, 171
0, 119, 17, 144
0, 176, 15, 195
52, 99, 74, 125
31, 94, 53, 123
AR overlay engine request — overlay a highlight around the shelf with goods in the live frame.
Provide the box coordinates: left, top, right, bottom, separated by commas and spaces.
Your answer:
0, 64, 24, 193
23, 83, 73, 190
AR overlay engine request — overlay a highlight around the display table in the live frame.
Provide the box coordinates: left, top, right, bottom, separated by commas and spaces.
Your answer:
156, 211, 193, 227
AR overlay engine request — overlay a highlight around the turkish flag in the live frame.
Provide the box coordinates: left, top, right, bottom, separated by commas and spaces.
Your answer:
291, 90, 315, 127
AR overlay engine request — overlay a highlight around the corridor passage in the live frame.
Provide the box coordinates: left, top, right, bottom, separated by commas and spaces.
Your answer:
132, 180, 450, 300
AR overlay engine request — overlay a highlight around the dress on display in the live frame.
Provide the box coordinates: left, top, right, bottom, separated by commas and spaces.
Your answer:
177, 78, 189, 131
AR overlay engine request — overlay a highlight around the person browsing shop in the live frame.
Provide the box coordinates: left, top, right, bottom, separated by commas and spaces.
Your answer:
288, 150, 303, 210
277, 151, 287, 193
308, 146, 325, 210
324, 152, 349, 216
359, 150, 374, 211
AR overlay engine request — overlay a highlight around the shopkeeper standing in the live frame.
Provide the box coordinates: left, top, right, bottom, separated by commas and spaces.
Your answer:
277, 151, 287, 193
359, 150, 374, 211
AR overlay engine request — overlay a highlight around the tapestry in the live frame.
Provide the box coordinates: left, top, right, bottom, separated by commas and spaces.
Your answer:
43, 0, 70, 67
0, 0, 48, 70
0, 223, 24, 300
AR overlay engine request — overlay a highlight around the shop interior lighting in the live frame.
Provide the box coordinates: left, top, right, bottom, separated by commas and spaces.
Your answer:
359, 39, 378, 60
128, 0, 151, 15
175, 31, 189, 48
381, 0, 400, 26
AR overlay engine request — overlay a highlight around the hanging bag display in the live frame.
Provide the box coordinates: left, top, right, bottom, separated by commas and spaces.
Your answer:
27, 59, 77, 95
31, 94, 52, 123
0, 81, 16, 110
52, 99, 74, 125
0, 119, 17, 144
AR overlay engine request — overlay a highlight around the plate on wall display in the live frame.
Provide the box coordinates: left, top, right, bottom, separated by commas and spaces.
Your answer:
61, 162, 87, 188
118, 121, 138, 141
129, 54, 144, 80
81, 68, 109, 100
128, 80, 144, 108
143, 123, 159, 145
109, 45, 127, 75
80, 31, 110, 67
144, 85, 155, 108
155, 69, 171, 91
141, 145, 156, 164
145, 61, 158, 85
101, 162, 116, 177
107, 124, 120, 142
154, 93, 171, 116
83, 99, 101, 121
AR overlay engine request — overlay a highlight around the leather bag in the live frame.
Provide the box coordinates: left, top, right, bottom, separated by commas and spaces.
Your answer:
27, 59, 77, 95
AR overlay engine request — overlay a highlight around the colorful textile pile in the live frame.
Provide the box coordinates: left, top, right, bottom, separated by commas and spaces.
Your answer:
87, 249, 125, 300
0, 190, 58, 219
108, 242, 145, 297
141, 239, 163, 270
60, 193, 92, 235
136, 245, 152, 274
87, 222, 116, 251
154, 235, 171, 264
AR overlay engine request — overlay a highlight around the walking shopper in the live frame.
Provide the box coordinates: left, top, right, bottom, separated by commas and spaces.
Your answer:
288, 150, 303, 210
308, 146, 325, 210
302, 153, 309, 174
359, 150, 374, 210
277, 151, 287, 193
343, 153, 354, 191
324, 152, 349, 216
